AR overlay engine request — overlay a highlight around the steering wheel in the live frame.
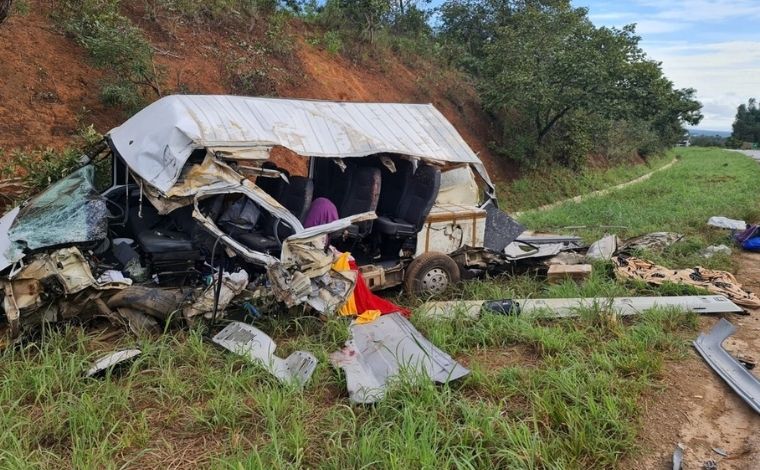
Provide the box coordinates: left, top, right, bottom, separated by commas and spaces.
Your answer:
105, 198, 125, 220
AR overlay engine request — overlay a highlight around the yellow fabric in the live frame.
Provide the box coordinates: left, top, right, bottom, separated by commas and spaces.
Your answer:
332, 252, 380, 324
356, 309, 381, 324
333, 252, 358, 317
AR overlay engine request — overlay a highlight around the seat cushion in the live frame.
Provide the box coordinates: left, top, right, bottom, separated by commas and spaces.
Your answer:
237, 232, 280, 252
375, 216, 416, 237
138, 230, 194, 253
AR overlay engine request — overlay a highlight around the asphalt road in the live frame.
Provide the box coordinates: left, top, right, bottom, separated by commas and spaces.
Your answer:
734, 149, 760, 161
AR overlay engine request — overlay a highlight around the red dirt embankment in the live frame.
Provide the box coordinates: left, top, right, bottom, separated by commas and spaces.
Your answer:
0, 2, 513, 182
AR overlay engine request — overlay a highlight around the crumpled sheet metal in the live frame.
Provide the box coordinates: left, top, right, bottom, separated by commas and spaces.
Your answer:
503, 241, 564, 260
694, 318, 760, 414
329, 313, 470, 404
183, 270, 249, 322
213, 321, 317, 386
1, 247, 131, 337
614, 256, 760, 308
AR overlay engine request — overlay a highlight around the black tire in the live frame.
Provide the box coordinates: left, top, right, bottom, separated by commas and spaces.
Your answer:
404, 251, 461, 295
107, 286, 183, 321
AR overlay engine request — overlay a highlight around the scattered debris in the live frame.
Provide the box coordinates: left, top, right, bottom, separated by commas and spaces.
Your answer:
504, 241, 564, 260
673, 442, 685, 470
514, 232, 584, 249
620, 232, 683, 251
586, 234, 618, 261
85, 349, 142, 378
546, 252, 587, 265
708, 216, 746, 230
212, 321, 317, 386
419, 295, 744, 320
703, 459, 718, 470
694, 318, 760, 414
712, 447, 728, 457
614, 256, 760, 308
547, 264, 593, 284
702, 244, 732, 258
329, 313, 469, 404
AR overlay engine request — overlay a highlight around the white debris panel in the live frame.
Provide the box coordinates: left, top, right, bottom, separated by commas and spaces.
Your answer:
108, 95, 492, 193
329, 313, 470, 404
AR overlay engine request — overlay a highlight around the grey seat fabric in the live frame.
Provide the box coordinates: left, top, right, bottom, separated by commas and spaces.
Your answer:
376, 164, 441, 237
339, 166, 381, 238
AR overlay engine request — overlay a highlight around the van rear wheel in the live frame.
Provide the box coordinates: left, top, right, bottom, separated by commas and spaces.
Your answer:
404, 252, 460, 295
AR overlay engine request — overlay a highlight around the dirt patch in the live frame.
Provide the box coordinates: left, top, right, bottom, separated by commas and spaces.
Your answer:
624, 251, 760, 469
457, 344, 539, 371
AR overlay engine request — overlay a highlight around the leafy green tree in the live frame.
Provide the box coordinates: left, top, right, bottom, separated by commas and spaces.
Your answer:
732, 98, 760, 144
439, 1, 702, 165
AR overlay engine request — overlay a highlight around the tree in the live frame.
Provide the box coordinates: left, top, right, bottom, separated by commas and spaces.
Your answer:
732, 98, 760, 144
439, 0, 702, 165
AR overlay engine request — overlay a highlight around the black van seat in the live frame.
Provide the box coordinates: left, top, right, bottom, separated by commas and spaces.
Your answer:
237, 232, 280, 252
376, 164, 441, 237
138, 229, 195, 253
339, 166, 381, 239
279, 176, 314, 222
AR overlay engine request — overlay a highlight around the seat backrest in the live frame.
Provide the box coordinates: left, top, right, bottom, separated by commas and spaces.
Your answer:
278, 176, 314, 222
377, 158, 413, 216
339, 166, 381, 237
396, 164, 441, 232
256, 162, 289, 200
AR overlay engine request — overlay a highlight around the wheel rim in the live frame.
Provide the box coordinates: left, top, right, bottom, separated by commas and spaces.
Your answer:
421, 267, 449, 294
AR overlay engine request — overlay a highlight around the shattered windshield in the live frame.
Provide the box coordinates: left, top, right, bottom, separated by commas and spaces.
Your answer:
9, 165, 108, 251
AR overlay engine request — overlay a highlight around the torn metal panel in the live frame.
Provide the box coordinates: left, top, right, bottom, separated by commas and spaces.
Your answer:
212, 321, 317, 386
1, 166, 107, 272
108, 95, 492, 194
483, 200, 524, 252
694, 318, 760, 414
515, 232, 584, 249
503, 241, 564, 260
419, 295, 745, 320
329, 313, 470, 404
86, 349, 142, 377
183, 270, 249, 323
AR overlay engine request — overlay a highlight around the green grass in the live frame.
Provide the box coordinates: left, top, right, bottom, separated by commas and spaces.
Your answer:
1, 147, 756, 468
499, 153, 673, 213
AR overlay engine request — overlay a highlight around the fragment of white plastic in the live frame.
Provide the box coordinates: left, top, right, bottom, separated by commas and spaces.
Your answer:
329, 313, 470, 404
85, 349, 142, 378
707, 216, 746, 231
212, 321, 317, 386
108, 95, 493, 194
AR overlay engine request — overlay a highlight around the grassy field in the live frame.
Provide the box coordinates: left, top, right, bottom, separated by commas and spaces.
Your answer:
498, 152, 673, 213
1, 147, 758, 468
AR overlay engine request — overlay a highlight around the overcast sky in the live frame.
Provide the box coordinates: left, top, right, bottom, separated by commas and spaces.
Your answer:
575, 0, 760, 131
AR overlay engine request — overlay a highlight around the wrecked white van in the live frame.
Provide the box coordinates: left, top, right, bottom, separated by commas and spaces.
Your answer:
0, 95, 523, 337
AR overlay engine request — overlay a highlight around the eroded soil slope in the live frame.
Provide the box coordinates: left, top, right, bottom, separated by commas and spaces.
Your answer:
0, 2, 511, 181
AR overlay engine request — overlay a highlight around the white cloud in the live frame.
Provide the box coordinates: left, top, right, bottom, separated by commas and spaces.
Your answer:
645, 41, 760, 130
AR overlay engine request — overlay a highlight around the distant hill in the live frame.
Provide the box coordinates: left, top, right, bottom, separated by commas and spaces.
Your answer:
689, 129, 731, 138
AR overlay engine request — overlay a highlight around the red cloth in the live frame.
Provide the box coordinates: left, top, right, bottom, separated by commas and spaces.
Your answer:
349, 260, 410, 317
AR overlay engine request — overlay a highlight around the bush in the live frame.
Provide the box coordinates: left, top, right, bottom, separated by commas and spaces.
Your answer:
52, 0, 161, 111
